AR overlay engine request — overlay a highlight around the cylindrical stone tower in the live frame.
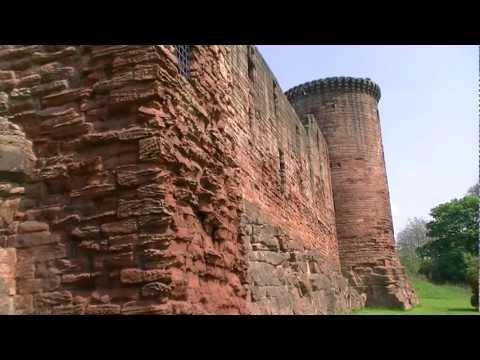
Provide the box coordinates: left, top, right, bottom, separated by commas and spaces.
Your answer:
286, 77, 417, 309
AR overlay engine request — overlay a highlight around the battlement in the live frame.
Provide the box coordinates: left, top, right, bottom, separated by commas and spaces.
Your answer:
285, 76, 381, 103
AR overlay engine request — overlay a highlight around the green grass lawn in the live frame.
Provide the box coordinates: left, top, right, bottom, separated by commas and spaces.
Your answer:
353, 276, 478, 315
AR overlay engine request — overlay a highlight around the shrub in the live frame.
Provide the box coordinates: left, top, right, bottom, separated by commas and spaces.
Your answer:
464, 253, 479, 309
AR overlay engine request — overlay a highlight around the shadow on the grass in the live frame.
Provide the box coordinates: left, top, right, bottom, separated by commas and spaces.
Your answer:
447, 308, 477, 313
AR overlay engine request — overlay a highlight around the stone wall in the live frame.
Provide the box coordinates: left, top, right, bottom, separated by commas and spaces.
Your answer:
228, 46, 339, 261
0, 45, 248, 314
286, 78, 418, 309
242, 202, 364, 314
0, 115, 36, 314
0, 46, 405, 315
226, 47, 363, 313
0, 248, 16, 314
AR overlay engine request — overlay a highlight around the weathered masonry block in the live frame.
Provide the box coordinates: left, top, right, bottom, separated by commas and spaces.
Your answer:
242, 201, 365, 314
0, 248, 16, 314
0, 45, 416, 314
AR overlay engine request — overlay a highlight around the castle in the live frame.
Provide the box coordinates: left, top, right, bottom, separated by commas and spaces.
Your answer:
0, 45, 417, 314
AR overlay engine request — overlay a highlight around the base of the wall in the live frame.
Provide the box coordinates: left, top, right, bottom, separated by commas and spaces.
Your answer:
345, 264, 419, 310
0, 248, 16, 315
241, 202, 365, 315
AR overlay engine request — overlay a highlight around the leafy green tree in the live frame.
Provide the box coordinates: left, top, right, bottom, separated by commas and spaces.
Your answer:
417, 195, 479, 283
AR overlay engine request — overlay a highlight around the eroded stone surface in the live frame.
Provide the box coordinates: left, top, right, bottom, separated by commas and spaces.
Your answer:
243, 203, 365, 315
0, 45, 247, 315
0, 45, 415, 314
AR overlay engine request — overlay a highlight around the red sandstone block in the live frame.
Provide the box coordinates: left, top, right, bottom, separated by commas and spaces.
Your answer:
116, 164, 164, 187
17, 276, 60, 295
0, 70, 15, 80
117, 127, 154, 141
41, 88, 92, 108
52, 304, 85, 315
11, 231, 57, 248
14, 294, 33, 314
31, 47, 77, 65
90, 46, 132, 59
15, 258, 34, 280
34, 290, 73, 307
121, 301, 171, 315
49, 121, 93, 140
119, 268, 143, 284
93, 72, 134, 94
119, 268, 172, 284
109, 83, 158, 107
70, 183, 116, 199
30, 80, 69, 97
141, 282, 171, 298
103, 252, 136, 268
134, 65, 159, 81
71, 225, 100, 240
85, 304, 121, 315
101, 219, 138, 237
143, 269, 173, 283
17, 74, 41, 87
117, 198, 173, 218
77, 240, 108, 252
112, 48, 159, 69
39, 63, 75, 83
0, 78, 17, 92
61, 273, 93, 285
0, 46, 40, 61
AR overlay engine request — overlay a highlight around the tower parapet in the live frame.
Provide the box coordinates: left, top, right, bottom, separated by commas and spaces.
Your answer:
286, 76, 381, 103
287, 76, 418, 309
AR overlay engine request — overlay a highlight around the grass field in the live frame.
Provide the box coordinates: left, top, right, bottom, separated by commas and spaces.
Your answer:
353, 276, 478, 315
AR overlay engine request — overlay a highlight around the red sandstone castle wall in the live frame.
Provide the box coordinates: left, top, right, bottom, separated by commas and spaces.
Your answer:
228, 46, 339, 262
0, 45, 247, 314
226, 47, 364, 313
0, 45, 366, 315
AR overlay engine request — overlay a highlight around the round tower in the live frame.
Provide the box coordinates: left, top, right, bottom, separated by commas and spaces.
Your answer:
286, 77, 417, 309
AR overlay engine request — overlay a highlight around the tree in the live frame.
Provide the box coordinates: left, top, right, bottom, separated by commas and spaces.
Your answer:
464, 253, 479, 309
417, 195, 479, 283
397, 217, 430, 251
467, 183, 479, 197
396, 217, 431, 274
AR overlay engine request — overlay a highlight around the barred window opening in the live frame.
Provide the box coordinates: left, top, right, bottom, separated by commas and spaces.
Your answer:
175, 45, 191, 78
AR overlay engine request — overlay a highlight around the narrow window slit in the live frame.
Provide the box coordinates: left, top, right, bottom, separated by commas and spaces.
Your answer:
279, 148, 286, 193
247, 48, 255, 81
273, 80, 278, 116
